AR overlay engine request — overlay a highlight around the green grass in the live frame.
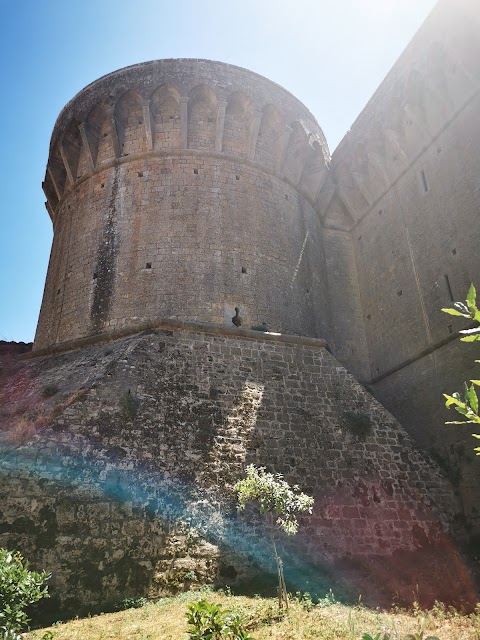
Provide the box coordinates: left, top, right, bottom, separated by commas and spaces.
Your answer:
25, 591, 480, 640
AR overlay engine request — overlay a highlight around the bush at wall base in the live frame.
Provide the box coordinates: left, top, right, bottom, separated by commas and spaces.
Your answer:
0, 549, 50, 639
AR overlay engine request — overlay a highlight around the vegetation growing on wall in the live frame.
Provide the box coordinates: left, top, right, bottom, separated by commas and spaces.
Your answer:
442, 284, 480, 452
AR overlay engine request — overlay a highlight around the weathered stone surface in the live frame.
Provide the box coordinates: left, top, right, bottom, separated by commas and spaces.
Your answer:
8, 0, 480, 617
0, 327, 475, 611
322, 0, 480, 529
37, 59, 331, 352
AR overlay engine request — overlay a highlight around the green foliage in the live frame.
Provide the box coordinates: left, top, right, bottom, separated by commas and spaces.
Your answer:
114, 597, 147, 611
185, 599, 254, 640
442, 284, 480, 453
294, 591, 314, 611
0, 549, 50, 638
234, 465, 314, 611
234, 465, 314, 536
441, 284, 480, 340
361, 633, 440, 640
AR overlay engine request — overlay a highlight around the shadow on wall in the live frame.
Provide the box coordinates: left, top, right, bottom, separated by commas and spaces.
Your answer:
0, 329, 477, 618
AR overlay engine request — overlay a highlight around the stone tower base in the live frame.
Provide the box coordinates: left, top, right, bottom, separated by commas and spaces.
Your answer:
0, 323, 476, 614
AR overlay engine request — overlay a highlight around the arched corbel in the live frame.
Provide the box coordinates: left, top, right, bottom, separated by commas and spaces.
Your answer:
247, 110, 262, 160
180, 96, 189, 148
59, 144, 75, 186
384, 129, 408, 166
45, 201, 55, 223
275, 124, 292, 175
367, 151, 390, 193
299, 143, 329, 202
109, 107, 121, 158
143, 99, 154, 151
215, 100, 228, 153
352, 171, 373, 206
42, 177, 59, 215
78, 122, 95, 172
47, 164, 63, 201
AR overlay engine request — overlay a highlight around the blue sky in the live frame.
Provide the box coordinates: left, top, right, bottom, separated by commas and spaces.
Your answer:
0, 0, 437, 343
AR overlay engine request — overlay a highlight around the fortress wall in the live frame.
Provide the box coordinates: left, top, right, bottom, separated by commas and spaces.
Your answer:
0, 327, 473, 611
35, 154, 330, 349
36, 59, 332, 351
326, 0, 480, 526
322, 228, 370, 383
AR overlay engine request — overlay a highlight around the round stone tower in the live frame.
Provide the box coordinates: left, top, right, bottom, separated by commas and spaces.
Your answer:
35, 59, 331, 350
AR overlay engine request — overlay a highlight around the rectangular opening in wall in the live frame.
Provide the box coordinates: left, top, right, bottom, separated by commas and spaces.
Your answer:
420, 169, 429, 193
145, 262, 152, 270
443, 274, 454, 302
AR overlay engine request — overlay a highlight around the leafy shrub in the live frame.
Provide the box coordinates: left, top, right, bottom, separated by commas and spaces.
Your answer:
113, 596, 147, 611
185, 598, 254, 639
234, 465, 314, 610
0, 549, 50, 638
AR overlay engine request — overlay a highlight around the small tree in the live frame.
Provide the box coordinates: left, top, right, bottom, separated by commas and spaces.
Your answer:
0, 549, 50, 639
442, 284, 480, 451
234, 465, 314, 610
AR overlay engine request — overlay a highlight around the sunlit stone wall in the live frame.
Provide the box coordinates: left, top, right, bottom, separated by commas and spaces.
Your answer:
35, 59, 333, 351
1, 326, 473, 613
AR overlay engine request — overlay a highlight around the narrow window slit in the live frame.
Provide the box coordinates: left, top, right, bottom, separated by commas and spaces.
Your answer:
420, 169, 429, 193
444, 274, 454, 302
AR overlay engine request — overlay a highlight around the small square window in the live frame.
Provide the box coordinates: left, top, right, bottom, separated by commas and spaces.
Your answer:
146, 262, 152, 269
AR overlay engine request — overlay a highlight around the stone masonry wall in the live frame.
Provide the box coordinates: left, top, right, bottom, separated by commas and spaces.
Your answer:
37, 59, 332, 351
322, 0, 480, 529
36, 155, 330, 350
0, 326, 475, 613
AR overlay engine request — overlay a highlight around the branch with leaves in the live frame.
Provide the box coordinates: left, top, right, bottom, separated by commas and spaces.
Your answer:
234, 465, 314, 610
442, 284, 480, 453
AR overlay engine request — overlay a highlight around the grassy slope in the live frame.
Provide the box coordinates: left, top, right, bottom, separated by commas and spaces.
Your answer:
25, 591, 480, 640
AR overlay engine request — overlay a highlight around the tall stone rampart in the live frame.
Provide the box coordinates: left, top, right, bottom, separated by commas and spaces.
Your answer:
322, 0, 480, 529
